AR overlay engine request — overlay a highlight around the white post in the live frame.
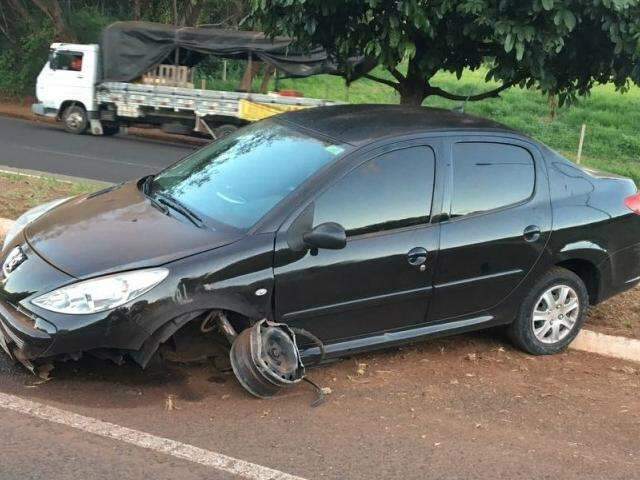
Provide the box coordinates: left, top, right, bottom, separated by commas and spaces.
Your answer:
222, 60, 227, 81
577, 123, 586, 165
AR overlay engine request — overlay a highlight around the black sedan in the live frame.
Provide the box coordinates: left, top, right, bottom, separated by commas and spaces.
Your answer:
0, 105, 638, 390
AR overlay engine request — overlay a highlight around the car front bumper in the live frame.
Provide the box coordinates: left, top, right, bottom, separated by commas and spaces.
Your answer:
0, 297, 55, 371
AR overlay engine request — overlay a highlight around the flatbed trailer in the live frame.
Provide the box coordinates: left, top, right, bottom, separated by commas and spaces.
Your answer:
96, 81, 336, 138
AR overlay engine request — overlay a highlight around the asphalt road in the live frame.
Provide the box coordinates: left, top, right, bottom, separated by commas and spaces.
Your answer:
0, 116, 195, 182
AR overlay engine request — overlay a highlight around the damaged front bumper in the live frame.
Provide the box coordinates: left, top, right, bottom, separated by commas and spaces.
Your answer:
0, 298, 56, 372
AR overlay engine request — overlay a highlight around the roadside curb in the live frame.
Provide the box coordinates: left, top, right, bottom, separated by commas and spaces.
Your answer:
569, 329, 640, 364
0, 219, 14, 238
0, 164, 111, 187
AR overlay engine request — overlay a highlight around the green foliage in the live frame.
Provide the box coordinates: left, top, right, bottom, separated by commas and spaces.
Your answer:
0, 0, 249, 97
0, 4, 115, 97
68, 6, 119, 44
251, 0, 640, 105
0, 19, 54, 97
268, 67, 640, 184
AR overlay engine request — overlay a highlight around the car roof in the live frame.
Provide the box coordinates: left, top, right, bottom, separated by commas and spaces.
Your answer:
276, 104, 518, 146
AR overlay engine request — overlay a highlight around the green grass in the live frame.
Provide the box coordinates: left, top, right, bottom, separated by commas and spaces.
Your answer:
206, 67, 640, 185
0, 172, 99, 219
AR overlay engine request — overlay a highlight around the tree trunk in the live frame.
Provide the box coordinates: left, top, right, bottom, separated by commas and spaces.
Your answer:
180, 0, 205, 27
399, 86, 427, 105
30, 0, 76, 42
239, 57, 262, 92
132, 0, 141, 21
397, 56, 428, 105
260, 64, 275, 94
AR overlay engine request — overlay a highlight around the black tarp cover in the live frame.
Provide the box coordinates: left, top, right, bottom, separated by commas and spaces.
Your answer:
101, 21, 373, 83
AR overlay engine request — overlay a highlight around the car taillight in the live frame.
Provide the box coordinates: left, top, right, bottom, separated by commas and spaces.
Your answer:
625, 193, 640, 214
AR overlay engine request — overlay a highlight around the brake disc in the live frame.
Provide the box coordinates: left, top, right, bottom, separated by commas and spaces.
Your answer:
229, 319, 305, 398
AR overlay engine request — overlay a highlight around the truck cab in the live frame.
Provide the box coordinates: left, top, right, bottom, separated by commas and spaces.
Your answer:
33, 43, 100, 133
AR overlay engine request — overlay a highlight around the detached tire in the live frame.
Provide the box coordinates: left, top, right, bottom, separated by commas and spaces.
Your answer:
62, 105, 88, 134
508, 267, 588, 355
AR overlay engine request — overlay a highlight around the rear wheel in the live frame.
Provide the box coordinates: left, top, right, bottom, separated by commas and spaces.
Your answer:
508, 267, 588, 355
62, 105, 88, 134
214, 124, 238, 139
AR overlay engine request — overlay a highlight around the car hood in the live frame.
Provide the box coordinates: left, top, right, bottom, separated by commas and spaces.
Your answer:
25, 182, 243, 278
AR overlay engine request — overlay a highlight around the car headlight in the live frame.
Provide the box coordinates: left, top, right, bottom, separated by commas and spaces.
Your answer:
3, 197, 71, 250
31, 268, 169, 314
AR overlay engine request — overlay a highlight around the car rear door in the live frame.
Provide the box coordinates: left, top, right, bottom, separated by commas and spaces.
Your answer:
273, 140, 444, 343
428, 136, 552, 322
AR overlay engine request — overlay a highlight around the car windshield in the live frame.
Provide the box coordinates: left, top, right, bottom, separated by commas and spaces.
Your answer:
150, 120, 347, 230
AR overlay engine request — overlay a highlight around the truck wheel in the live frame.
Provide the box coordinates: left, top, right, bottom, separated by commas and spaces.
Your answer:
214, 124, 238, 139
62, 105, 88, 134
508, 267, 588, 355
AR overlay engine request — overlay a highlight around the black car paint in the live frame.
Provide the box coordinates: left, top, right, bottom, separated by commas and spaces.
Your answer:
0, 105, 638, 368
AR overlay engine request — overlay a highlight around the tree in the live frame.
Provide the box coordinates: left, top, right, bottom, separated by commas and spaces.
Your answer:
30, 0, 75, 42
251, 0, 640, 105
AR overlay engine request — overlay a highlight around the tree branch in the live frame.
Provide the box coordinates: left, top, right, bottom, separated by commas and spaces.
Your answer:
363, 73, 399, 89
388, 67, 405, 83
30, 0, 75, 41
429, 79, 521, 101
7, 0, 30, 21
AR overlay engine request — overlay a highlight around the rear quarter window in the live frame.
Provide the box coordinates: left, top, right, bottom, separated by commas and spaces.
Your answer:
451, 142, 535, 218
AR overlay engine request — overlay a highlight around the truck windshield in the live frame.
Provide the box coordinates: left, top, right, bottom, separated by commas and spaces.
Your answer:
150, 120, 346, 230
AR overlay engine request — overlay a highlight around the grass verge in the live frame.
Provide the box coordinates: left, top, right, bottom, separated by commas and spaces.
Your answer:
0, 171, 99, 219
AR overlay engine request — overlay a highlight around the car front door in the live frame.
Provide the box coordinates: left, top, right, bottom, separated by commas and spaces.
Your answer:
428, 137, 552, 322
273, 141, 443, 343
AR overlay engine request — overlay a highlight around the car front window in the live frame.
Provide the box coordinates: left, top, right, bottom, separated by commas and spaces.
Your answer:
150, 120, 347, 230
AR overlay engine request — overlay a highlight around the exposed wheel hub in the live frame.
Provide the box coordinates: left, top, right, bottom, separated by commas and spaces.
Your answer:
229, 319, 305, 398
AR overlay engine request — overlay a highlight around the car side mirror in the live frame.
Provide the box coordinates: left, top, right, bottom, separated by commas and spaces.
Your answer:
303, 222, 347, 250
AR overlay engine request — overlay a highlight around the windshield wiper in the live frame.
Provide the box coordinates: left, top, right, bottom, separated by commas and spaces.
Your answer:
141, 175, 170, 215
142, 174, 154, 195
155, 192, 204, 228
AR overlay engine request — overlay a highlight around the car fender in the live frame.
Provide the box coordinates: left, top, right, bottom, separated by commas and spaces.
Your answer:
555, 240, 609, 266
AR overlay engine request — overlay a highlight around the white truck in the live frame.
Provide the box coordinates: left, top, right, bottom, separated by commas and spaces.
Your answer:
32, 42, 336, 139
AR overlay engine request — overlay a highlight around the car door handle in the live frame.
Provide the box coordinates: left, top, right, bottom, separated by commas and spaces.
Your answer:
407, 247, 428, 267
523, 225, 541, 242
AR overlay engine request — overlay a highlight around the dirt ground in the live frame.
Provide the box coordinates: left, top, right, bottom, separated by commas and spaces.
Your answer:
587, 286, 640, 339
1, 330, 638, 479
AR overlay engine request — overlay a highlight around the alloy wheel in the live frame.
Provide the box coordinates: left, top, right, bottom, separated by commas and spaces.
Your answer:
532, 284, 580, 344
